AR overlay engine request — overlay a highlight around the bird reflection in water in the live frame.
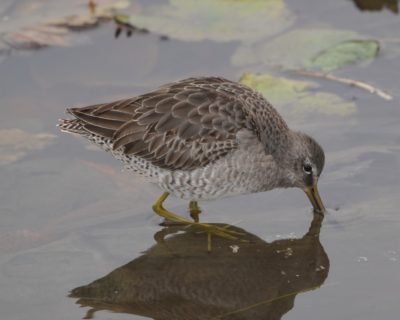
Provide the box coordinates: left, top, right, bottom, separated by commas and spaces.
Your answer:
70, 213, 329, 320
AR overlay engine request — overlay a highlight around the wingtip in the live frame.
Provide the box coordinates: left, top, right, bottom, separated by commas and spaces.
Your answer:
57, 118, 65, 127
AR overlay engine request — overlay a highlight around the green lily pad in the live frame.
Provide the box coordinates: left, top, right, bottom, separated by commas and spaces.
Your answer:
312, 39, 379, 71
123, 0, 294, 42
233, 29, 379, 71
240, 72, 357, 118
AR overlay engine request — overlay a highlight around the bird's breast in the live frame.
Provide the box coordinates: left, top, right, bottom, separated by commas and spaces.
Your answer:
157, 139, 280, 200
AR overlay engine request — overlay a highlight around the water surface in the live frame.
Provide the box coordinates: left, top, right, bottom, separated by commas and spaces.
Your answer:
0, 1, 399, 319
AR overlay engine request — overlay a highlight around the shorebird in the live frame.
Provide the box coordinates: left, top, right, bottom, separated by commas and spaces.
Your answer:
59, 77, 325, 240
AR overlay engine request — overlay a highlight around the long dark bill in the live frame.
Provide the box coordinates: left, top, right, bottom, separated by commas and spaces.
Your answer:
304, 184, 325, 214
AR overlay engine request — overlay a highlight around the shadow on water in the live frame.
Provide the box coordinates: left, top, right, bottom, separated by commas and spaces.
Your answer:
69, 213, 329, 320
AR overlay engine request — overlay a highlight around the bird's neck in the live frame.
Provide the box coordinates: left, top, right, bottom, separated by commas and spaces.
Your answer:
258, 123, 291, 158
247, 101, 291, 157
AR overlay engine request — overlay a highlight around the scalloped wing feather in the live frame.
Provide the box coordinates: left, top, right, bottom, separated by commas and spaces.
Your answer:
63, 77, 280, 171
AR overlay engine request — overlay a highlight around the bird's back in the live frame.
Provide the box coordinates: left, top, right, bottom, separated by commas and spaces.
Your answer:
59, 76, 288, 167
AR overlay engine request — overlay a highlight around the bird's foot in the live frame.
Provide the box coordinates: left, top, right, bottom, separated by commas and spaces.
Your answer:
189, 200, 201, 223
153, 192, 247, 251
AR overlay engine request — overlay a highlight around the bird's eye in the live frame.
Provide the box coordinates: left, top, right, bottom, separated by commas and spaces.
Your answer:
303, 164, 312, 174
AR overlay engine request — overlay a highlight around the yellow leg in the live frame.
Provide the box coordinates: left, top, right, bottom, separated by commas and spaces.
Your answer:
152, 192, 245, 250
189, 200, 201, 222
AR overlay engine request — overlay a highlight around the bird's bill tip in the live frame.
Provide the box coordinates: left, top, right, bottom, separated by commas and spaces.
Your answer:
304, 184, 325, 214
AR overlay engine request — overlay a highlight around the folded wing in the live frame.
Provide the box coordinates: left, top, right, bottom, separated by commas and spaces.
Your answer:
66, 77, 259, 171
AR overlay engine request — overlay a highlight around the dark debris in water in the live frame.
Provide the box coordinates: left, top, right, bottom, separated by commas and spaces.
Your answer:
113, 15, 170, 40
113, 15, 149, 38
352, 0, 399, 14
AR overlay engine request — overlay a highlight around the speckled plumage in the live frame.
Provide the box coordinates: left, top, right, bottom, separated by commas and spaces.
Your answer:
59, 76, 325, 202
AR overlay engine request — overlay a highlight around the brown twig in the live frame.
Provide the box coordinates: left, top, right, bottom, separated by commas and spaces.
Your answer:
294, 69, 393, 101
88, 0, 97, 15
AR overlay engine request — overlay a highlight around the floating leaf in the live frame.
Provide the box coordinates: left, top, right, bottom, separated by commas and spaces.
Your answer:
240, 73, 357, 118
0, 129, 56, 166
123, 0, 294, 43
1, 25, 69, 50
312, 39, 379, 71
233, 29, 379, 71
47, 1, 130, 29
0, 1, 129, 55
48, 15, 100, 30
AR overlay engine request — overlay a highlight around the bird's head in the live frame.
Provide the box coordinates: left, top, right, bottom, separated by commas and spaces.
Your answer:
280, 131, 325, 213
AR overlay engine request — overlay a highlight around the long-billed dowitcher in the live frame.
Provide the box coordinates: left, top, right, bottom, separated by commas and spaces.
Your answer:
59, 77, 325, 240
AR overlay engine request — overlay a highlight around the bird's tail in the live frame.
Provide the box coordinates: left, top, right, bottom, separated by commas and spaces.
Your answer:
57, 118, 87, 135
